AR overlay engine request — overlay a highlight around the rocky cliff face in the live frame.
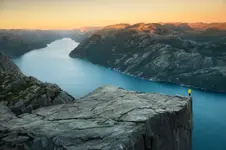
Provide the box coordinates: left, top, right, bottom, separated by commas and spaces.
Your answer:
69, 23, 226, 92
0, 52, 21, 73
0, 53, 192, 150
0, 86, 192, 150
0, 72, 74, 115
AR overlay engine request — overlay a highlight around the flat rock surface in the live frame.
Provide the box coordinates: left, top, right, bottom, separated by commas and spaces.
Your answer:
0, 86, 192, 150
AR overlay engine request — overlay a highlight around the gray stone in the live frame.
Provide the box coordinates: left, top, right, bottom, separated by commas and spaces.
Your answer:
0, 86, 192, 150
0, 72, 75, 115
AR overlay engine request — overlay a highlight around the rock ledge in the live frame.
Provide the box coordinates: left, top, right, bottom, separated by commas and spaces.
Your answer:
1, 86, 192, 150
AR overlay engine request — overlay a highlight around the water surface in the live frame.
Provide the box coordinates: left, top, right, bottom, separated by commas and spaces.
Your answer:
13, 38, 226, 150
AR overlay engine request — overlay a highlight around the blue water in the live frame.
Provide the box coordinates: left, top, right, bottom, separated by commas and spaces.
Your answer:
13, 38, 226, 150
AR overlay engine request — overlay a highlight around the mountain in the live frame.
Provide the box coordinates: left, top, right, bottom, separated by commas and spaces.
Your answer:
70, 23, 226, 92
0, 28, 100, 57
0, 29, 61, 57
0, 52, 192, 150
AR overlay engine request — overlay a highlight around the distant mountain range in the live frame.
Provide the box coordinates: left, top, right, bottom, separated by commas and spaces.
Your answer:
70, 23, 226, 92
0, 28, 100, 57
105, 22, 226, 31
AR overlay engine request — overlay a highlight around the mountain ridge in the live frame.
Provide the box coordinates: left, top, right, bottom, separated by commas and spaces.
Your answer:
0, 29, 99, 57
104, 22, 226, 31
70, 22, 226, 92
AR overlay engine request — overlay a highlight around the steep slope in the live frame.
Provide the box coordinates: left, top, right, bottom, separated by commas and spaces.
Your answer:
70, 23, 226, 92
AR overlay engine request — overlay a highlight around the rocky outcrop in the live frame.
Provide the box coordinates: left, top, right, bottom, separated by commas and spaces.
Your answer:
0, 72, 74, 115
0, 86, 192, 150
69, 23, 226, 92
0, 52, 21, 73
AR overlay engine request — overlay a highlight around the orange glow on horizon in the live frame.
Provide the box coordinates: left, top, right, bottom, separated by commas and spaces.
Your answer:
0, 0, 226, 30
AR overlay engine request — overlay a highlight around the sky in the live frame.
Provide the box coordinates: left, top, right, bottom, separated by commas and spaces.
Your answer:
0, 0, 226, 29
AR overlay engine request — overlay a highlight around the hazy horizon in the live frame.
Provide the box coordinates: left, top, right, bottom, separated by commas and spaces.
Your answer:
0, 0, 226, 30
1, 22, 226, 31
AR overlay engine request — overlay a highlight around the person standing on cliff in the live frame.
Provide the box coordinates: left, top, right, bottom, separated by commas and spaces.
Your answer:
188, 89, 192, 97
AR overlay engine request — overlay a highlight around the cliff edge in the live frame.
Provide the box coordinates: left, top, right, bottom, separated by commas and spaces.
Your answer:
1, 86, 192, 150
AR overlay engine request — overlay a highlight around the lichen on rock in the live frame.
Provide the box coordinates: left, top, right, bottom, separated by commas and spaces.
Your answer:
0, 72, 74, 115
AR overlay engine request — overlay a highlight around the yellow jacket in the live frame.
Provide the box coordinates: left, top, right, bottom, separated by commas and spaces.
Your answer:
188, 89, 192, 94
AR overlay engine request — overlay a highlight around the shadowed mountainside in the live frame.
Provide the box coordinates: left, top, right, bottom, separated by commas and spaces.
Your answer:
70, 23, 226, 92
0, 28, 100, 57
